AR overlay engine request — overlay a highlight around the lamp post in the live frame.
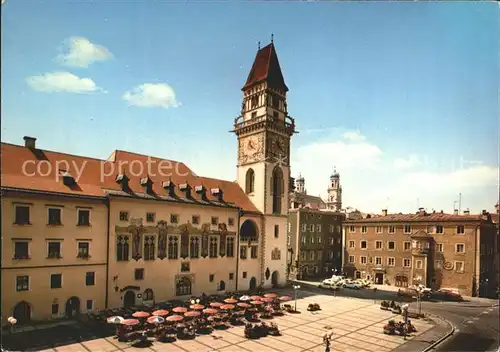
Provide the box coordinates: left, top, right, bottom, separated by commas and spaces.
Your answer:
402, 304, 409, 340
7, 316, 17, 335
190, 298, 200, 305
293, 285, 300, 312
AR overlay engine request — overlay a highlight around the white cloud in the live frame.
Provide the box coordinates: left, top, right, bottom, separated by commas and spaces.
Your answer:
292, 130, 498, 214
26, 72, 104, 94
122, 83, 180, 109
57, 37, 113, 68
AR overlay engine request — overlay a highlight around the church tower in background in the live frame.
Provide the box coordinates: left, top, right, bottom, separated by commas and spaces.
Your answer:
326, 168, 342, 211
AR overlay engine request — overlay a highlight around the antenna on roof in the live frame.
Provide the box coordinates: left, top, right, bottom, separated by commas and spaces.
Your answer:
271, 33, 274, 44
258, 41, 260, 50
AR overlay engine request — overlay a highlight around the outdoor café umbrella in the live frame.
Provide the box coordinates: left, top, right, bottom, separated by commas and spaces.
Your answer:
189, 304, 205, 310
224, 298, 238, 304
166, 315, 184, 322
237, 303, 251, 308
107, 316, 124, 324
147, 316, 165, 324
203, 308, 218, 315
152, 309, 169, 316
279, 296, 292, 301
239, 295, 251, 301
264, 293, 277, 298
221, 304, 235, 310
250, 295, 262, 300
132, 311, 150, 318
261, 297, 274, 303
173, 307, 188, 313
185, 311, 201, 317
251, 301, 264, 305
121, 319, 140, 326
210, 302, 223, 308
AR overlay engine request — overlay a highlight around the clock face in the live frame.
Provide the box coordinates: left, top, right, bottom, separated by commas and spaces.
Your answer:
239, 135, 263, 165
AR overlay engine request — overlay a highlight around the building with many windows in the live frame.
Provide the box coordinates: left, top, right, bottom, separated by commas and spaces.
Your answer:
1, 40, 296, 324
342, 207, 497, 297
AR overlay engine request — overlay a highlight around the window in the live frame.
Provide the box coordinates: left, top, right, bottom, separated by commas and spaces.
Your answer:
456, 225, 465, 234
317, 251, 322, 259
209, 274, 214, 282
77, 209, 90, 226
348, 240, 355, 248
349, 255, 355, 264
226, 237, 234, 257
455, 244, 465, 253
316, 224, 321, 232
309, 224, 315, 232
47, 242, 61, 258
388, 257, 395, 266
387, 241, 395, 251
146, 212, 155, 223
301, 224, 307, 232
240, 246, 247, 259
336, 225, 341, 233
329, 237, 334, 245
170, 214, 179, 224
360, 256, 367, 264
300, 251, 306, 260
48, 208, 62, 225
51, 274, 62, 289
181, 263, 190, 272
360, 241, 367, 249
15, 205, 30, 225
186, 237, 198, 258
242, 272, 247, 279
454, 261, 464, 272
375, 241, 382, 250
85, 272, 95, 286
388, 226, 395, 233
274, 225, 279, 238
134, 268, 144, 280
86, 300, 93, 311
376, 226, 382, 233
211, 216, 218, 226
192, 215, 200, 225
349, 226, 355, 233
119, 211, 129, 221
375, 257, 382, 265
143, 235, 155, 260
301, 236, 306, 244
361, 226, 367, 233
176, 277, 191, 296
76, 242, 90, 259
416, 260, 423, 269
228, 217, 235, 226
435, 260, 443, 269
329, 224, 334, 233
404, 241, 411, 251
229, 273, 234, 280
14, 242, 29, 259
168, 236, 179, 259
143, 289, 153, 301
436, 225, 443, 234
317, 236, 322, 244
309, 251, 315, 260
52, 304, 59, 315
404, 225, 411, 234
403, 258, 411, 267
116, 235, 130, 261
436, 243, 443, 252
16, 275, 29, 291
250, 246, 258, 258
209, 237, 218, 258
329, 251, 334, 259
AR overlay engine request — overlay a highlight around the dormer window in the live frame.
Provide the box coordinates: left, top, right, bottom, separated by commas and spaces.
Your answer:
179, 183, 191, 198
195, 185, 207, 201
61, 172, 75, 186
211, 188, 224, 202
116, 174, 129, 191
162, 181, 175, 197
140, 177, 153, 193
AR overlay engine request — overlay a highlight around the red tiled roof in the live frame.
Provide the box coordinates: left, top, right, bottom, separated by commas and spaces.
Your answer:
1, 143, 260, 213
242, 43, 288, 92
345, 212, 485, 223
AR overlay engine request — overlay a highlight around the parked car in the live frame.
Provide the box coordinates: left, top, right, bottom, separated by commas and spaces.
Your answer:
344, 282, 363, 290
318, 279, 342, 290
357, 279, 372, 287
431, 289, 463, 302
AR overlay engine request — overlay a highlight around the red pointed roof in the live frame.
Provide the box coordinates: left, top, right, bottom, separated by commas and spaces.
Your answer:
242, 43, 288, 92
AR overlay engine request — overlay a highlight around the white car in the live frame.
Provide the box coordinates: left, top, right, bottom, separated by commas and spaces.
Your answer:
318, 280, 342, 290
343, 282, 363, 289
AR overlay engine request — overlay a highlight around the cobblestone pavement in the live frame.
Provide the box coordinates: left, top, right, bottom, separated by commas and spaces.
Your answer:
39, 291, 436, 352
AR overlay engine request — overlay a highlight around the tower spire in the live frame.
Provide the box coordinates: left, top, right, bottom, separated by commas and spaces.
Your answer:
258, 41, 261, 50
271, 33, 274, 44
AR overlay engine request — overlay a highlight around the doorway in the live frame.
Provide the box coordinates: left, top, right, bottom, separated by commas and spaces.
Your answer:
13, 301, 31, 324
375, 273, 384, 285
65, 297, 80, 318
355, 271, 361, 279
124, 290, 136, 308
271, 271, 279, 288
249, 277, 257, 291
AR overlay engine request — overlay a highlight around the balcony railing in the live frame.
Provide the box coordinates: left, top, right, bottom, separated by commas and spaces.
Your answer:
412, 248, 429, 255
233, 114, 296, 132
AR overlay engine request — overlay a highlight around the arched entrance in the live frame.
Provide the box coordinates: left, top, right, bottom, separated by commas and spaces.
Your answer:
65, 297, 80, 318
271, 271, 279, 288
219, 280, 226, 291
13, 301, 31, 324
124, 291, 136, 308
249, 277, 257, 291
240, 220, 259, 242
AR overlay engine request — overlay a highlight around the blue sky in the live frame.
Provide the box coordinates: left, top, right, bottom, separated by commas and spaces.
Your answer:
1, 1, 498, 213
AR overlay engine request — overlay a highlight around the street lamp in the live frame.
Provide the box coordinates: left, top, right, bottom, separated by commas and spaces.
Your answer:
293, 285, 301, 312
7, 316, 17, 335
190, 299, 200, 305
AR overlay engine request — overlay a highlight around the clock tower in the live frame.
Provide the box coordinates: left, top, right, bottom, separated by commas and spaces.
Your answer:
326, 168, 342, 211
232, 40, 296, 215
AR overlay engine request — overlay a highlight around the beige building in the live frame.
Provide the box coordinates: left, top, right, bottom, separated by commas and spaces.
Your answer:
343, 208, 497, 297
1, 40, 296, 323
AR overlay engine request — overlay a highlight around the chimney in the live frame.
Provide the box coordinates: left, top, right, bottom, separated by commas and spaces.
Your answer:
419, 207, 425, 216
463, 209, 470, 215
453, 209, 459, 215
381, 209, 387, 216
24, 136, 36, 149
211, 188, 224, 202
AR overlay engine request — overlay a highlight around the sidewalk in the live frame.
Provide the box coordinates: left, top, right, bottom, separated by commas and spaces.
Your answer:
393, 315, 453, 352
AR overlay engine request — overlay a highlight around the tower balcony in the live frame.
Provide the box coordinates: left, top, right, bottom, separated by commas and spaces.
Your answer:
232, 114, 296, 135
412, 248, 429, 256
